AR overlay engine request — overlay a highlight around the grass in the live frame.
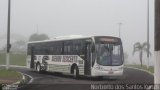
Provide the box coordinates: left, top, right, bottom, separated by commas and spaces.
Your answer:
0, 69, 22, 78
0, 53, 26, 66
125, 64, 154, 74
0, 68, 22, 84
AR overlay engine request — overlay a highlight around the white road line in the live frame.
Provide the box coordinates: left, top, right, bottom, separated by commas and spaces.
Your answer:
21, 72, 34, 84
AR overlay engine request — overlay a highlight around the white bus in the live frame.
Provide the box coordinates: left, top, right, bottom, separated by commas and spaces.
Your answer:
26, 36, 124, 78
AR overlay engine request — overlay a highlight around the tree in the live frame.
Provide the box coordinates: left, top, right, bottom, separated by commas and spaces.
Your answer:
132, 42, 151, 67
29, 33, 49, 41
10, 40, 27, 54
2, 40, 27, 54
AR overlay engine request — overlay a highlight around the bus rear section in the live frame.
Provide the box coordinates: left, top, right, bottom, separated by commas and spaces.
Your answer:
26, 38, 93, 77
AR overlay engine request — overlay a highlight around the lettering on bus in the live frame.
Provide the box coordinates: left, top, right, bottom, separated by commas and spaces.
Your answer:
78, 60, 83, 64
52, 56, 62, 62
51, 55, 83, 64
62, 56, 78, 63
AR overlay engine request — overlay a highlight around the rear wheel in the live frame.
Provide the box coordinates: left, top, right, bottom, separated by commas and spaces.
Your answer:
73, 66, 79, 79
98, 76, 103, 80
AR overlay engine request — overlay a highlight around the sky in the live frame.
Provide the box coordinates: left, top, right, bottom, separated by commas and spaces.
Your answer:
0, 0, 155, 65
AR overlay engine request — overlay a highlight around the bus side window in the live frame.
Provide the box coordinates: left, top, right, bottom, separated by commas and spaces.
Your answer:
76, 40, 81, 55
27, 44, 31, 55
69, 41, 73, 55
72, 40, 76, 54
81, 40, 86, 55
64, 41, 69, 54
75, 44, 79, 55
57, 42, 63, 55
50, 46, 54, 55
52, 43, 57, 55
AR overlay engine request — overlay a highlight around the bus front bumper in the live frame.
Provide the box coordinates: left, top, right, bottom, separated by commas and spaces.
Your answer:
91, 69, 123, 77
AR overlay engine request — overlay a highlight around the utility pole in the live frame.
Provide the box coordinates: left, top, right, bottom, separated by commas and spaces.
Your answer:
147, 0, 150, 69
155, 0, 160, 89
118, 22, 122, 38
6, 0, 11, 70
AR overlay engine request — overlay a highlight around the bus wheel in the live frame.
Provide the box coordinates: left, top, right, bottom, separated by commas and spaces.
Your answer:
36, 63, 41, 73
73, 66, 79, 79
98, 76, 103, 80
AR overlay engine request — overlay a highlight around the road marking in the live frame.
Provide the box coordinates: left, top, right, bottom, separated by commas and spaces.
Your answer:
22, 72, 34, 84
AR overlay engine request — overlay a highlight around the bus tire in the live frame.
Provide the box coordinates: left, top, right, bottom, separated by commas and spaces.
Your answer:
98, 76, 103, 80
73, 66, 79, 79
36, 63, 41, 73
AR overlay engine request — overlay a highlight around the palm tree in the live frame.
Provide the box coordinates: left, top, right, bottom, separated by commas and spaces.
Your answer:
132, 42, 151, 67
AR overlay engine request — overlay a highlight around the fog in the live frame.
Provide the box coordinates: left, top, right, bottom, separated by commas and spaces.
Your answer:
0, 0, 155, 66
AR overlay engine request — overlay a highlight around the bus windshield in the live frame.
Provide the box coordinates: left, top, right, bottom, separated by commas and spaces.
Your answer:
95, 37, 123, 66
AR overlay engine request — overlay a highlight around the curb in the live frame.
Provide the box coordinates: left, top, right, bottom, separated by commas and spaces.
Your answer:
0, 65, 34, 89
13, 71, 26, 84
125, 66, 154, 76
20, 72, 34, 84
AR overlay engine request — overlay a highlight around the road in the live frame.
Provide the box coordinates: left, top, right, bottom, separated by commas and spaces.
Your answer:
8, 67, 154, 90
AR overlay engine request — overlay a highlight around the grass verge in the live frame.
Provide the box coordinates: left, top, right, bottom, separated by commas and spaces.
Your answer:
0, 68, 22, 84
0, 53, 26, 66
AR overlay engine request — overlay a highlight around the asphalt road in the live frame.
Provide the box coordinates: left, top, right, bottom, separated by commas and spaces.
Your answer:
8, 67, 154, 90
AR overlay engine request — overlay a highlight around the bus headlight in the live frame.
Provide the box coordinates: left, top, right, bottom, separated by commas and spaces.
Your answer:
118, 67, 123, 70
94, 66, 103, 70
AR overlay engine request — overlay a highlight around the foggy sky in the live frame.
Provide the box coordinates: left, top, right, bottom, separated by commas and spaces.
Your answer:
0, 0, 155, 65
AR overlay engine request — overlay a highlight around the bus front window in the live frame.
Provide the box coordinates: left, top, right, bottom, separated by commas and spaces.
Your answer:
96, 44, 123, 66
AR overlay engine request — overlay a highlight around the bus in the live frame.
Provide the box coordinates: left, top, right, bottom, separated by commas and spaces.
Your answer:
26, 36, 124, 78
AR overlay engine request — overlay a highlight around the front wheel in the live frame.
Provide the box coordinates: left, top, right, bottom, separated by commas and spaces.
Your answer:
98, 76, 103, 80
36, 63, 41, 73
73, 66, 79, 79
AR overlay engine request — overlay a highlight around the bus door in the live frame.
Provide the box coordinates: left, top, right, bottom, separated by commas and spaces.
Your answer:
30, 46, 35, 69
84, 42, 92, 75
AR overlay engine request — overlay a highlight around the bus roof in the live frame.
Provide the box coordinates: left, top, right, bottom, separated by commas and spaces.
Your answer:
28, 35, 120, 44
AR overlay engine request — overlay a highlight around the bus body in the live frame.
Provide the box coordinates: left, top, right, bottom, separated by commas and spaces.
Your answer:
26, 36, 124, 77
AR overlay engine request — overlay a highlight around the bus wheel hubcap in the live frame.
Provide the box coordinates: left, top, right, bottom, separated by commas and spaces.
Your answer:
37, 65, 40, 72
74, 69, 76, 76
